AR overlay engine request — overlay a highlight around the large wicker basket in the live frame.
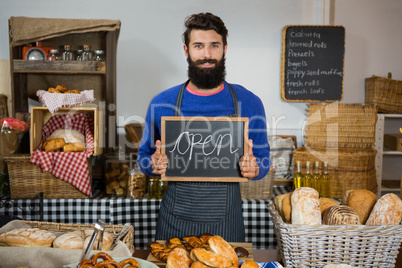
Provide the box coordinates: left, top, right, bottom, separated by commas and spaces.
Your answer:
22, 220, 134, 254
365, 73, 402, 114
240, 169, 275, 199
267, 200, 402, 267
304, 103, 378, 149
293, 147, 377, 198
5, 154, 92, 199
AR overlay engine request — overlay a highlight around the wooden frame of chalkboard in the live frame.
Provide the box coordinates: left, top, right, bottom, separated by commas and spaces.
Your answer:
161, 116, 249, 182
280, 25, 345, 102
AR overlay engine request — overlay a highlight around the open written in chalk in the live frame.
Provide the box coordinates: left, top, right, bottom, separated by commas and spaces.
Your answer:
281, 25, 345, 102
161, 116, 249, 182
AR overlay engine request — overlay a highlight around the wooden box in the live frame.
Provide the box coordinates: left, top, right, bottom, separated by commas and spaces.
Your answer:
30, 107, 102, 155
384, 134, 402, 151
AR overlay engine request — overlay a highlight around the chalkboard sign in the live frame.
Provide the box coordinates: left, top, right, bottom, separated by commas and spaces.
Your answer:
280, 25, 345, 102
161, 116, 249, 182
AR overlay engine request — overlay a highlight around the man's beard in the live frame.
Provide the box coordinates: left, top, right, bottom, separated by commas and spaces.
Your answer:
187, 55, 226, 89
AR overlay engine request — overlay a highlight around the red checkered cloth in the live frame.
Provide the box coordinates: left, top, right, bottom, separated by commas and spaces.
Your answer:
30, 113, 94, 196
36, 90, 95, 114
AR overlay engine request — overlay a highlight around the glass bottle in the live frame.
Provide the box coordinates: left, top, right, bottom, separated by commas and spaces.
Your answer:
62, 44, 74, 60
81, 44, 93, 61
93, 50, 105, 61
304, 161, 313, 188
47, 49, 59, 61
294, 161, 304, 189
127, 164, 146, 199
76, 49, 83, 61
320, 162, 331, 198
312, 161, 321, 195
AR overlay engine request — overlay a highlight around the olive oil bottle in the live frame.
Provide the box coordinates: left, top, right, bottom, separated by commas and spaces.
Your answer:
304, 161, 313, 188
312, 161, 321, 195
294, 161, 304, 189
320, 162, 331, 198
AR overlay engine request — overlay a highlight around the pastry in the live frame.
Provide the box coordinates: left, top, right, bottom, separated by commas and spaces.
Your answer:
366, 193, 402, 225
43, 138, 66, 152
208, 235, 239, 266
241, 260, 259, 268
167, 247, 192, 268
190, 248, 233, 268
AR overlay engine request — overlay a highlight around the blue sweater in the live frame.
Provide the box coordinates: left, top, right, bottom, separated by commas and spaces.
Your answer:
138, 81, 271, 180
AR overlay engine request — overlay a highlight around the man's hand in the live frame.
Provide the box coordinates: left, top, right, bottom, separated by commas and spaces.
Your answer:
239, 139, 259, 180
151, 140, 168, 175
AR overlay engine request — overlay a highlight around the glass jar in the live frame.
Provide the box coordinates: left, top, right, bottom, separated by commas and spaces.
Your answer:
93, 50, 105, 61
148, 177, 161, 199
62, 44, 74, 60
105, 161, 129, 196
127, 167, 146, 199
81, 44, 93, 61
76, 49, 83, 61
47, 49, 59, 61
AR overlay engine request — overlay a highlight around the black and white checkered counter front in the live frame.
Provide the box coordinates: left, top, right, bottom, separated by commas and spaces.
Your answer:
0, 186, 291, 250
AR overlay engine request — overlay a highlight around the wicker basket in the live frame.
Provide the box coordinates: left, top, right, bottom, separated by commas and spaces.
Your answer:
22, 220, 134, 254
240, 169, 275, 199
293, 147, 377, 198
5, 154, 92, 199
365, 73, 402, 114
305, 103, 378, 149
267, 200, 402, 267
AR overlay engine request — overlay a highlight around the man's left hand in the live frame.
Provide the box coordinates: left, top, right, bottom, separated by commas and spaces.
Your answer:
239, 139, 260, 180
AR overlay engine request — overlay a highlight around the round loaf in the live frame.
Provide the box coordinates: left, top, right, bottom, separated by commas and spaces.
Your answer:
0, 228, 56, 247
53, 230, 113, 250
241, 260, 259, 268
366, 193, 402, 225
347, 189, 376, 224
83, 230, 113, 251
322, 205, 361, 225
208, 235, 239, 266
291, 187, 321, 225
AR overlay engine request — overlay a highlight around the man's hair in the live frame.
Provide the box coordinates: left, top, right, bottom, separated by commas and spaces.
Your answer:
182, 12, 228, 47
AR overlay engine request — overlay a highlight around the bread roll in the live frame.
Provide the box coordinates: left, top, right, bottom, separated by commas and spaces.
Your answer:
319, 198, 339, 217
208, 235, 238, 266
366, 193, 402, 225
63, 142, 86, 152
322, 205, 361, 225
347, 189, 376, 224
167, 247, 192, 268
47, 129, 85, 144
43, 138, 66, 152
53, 230, 113, 250
0, 228, 56, 247
241, 260, 259, 268
291, 187, 321, 225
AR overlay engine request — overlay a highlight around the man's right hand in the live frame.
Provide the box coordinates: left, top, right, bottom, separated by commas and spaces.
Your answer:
151, 140, 168, 175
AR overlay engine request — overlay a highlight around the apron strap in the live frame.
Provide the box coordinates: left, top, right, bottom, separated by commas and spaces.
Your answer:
174, 81, 239, 117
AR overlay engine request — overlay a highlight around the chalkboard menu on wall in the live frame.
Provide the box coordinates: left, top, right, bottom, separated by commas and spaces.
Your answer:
281, 25, 345, 102
161, 116, 249, 182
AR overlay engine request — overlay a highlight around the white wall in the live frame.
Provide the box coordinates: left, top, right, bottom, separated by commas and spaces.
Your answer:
0, 0, 401, 148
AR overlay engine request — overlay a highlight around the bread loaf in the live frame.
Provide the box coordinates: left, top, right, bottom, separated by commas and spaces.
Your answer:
319, 198, 339, 217
282, 192, 292, 223
366, 193, 402, 225
341, 189, 353, 205
322, 205, 361, 225
43, 138, 66, 152
347, 189, 376, 224
274, 192, 289, 220
291, 187, 321, 225
0, 228, 56, 247
53, 230, 113, 250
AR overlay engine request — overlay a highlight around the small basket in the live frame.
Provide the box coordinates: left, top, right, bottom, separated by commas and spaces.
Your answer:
267, 200, 402, 267
22, 220, 134, 254
365, 73, 402, 114
293, 147, 377, 198
240, 169, 275, 199
5, 154, 92, 199
305, 103, 378, 149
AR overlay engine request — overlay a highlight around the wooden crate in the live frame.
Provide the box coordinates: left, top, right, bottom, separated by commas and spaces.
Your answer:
30, 106, 102, 155
384, 134, 402, 151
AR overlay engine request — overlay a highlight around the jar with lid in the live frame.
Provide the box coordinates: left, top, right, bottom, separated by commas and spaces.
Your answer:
62, 44, 74, 60
93, 50, 105, 61
81, 44, 94, 61
148, 177, 162, 199
105, 161, 129, 197
47, 49, 59, 61
127, 166, 146, 199
75, 49, 83, 61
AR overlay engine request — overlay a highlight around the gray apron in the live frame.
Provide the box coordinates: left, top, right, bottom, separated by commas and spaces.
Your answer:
155, 81, 246, 242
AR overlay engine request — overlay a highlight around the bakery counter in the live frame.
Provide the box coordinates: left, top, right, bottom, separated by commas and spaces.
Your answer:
0, 186, 290, 250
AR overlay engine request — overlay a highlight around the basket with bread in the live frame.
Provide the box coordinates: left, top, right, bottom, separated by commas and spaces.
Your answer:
268, 187, 402, 267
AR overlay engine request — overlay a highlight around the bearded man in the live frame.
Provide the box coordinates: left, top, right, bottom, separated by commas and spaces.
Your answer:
138, 12, 270, 241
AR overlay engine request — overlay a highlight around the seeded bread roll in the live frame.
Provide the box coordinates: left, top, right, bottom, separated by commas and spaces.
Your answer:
347, 189, 377, 224
291, 187, 321, 225
0, 228, 56, 247
319, 198, 339, 217
322, 205, 361, 225
366, 193, 402, 225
